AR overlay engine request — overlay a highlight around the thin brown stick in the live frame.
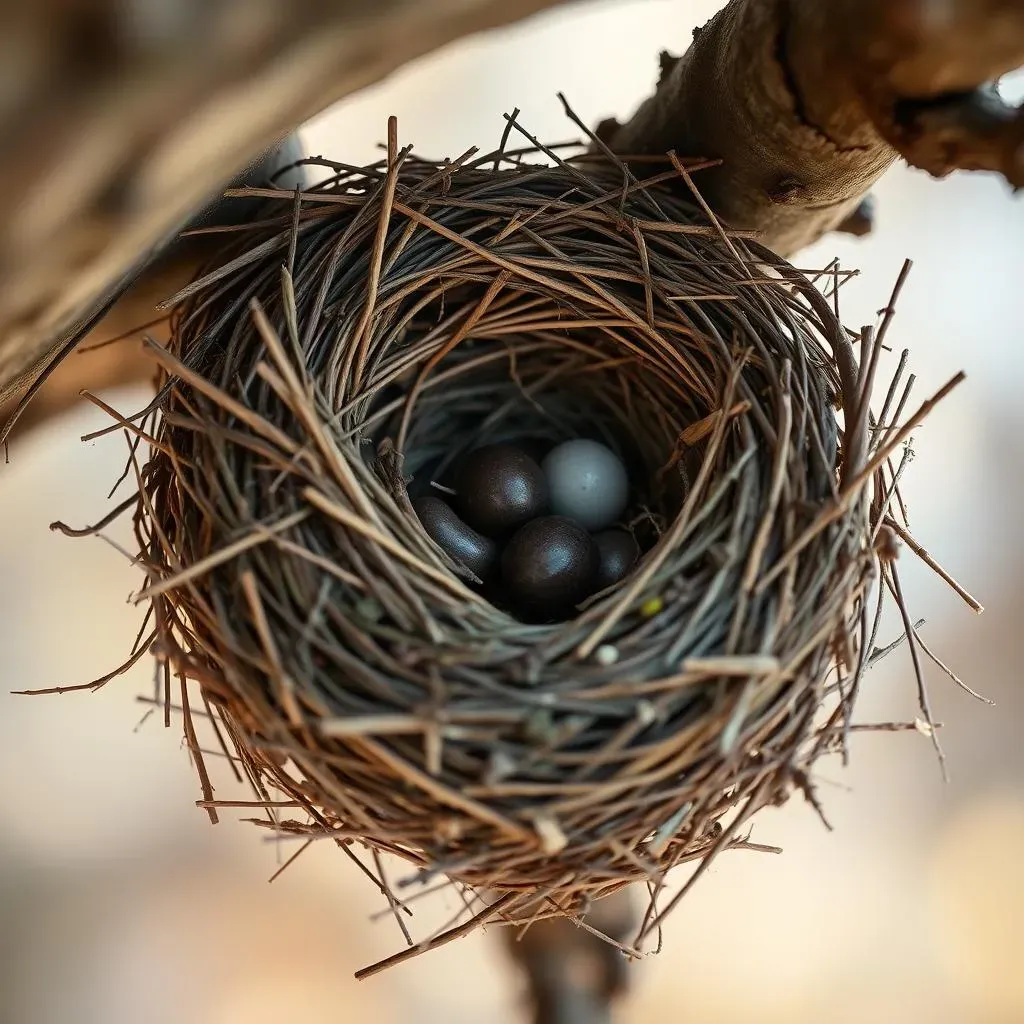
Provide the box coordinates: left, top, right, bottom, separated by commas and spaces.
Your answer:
354, 892, 519, 980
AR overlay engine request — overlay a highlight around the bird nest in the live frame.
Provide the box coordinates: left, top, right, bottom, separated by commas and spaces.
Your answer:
71, 114, 973, 975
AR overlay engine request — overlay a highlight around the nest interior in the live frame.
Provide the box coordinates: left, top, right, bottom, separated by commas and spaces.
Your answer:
94, 118, 961, 967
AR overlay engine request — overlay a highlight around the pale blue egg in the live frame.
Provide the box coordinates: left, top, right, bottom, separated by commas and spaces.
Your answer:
542, 440, 629, 531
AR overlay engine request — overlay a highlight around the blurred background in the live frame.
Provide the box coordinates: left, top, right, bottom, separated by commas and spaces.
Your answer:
1, 2, 1023, 1021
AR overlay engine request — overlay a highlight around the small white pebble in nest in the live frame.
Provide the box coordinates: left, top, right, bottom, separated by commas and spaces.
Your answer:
635, 700, 657, 727
542, 439, 629, 531
594, 644, 620, 666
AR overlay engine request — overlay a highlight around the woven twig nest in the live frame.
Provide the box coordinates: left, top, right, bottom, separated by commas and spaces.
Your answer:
99, 115, 968, 973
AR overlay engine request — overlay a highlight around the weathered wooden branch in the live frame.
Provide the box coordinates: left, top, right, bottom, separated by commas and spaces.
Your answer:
0, 0, 572, 408
0, 136, 307, 440
600, 0, 1024, 255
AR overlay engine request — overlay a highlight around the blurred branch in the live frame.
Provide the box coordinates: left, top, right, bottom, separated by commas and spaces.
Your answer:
0, 262, 173, 443
0, 0, 573, 404
0, 135, 307, 445
504, 890, 637, 1024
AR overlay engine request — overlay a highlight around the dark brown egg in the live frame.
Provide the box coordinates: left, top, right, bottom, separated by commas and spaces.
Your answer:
413, 496, 497, 580
593, 529, 641, 590
501, 516, 599, 621
454, 444, 549, 538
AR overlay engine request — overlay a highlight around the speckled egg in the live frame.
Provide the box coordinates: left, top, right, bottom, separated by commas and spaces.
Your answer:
501, 516, 599, 621
454, 444, 549, 537
542, 439, 629, 531
413, 496, 497, 580
593, 529, 641, 590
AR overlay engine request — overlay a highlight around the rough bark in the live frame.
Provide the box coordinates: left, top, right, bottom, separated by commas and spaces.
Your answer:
600, 0, 1024, 255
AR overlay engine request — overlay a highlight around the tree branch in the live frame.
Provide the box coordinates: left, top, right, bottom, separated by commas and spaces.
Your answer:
0, 135, 307, 443
0, 0, 571, 403
600, 0, 1024, 254
504, 890, 636, 1024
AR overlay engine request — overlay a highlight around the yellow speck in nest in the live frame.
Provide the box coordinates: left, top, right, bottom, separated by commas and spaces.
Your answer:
640, 596, 664, 618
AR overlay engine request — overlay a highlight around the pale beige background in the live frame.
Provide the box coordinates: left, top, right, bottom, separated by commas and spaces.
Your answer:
2, 3, 1023, 1022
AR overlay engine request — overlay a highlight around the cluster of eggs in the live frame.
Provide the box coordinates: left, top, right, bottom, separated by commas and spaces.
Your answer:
413, 440, 640, 622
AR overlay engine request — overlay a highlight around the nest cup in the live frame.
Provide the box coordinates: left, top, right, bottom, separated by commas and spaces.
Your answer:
125, 119, 898, 965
